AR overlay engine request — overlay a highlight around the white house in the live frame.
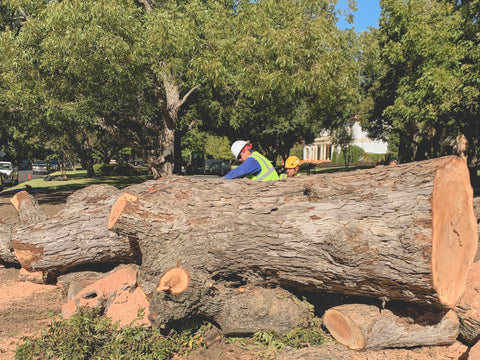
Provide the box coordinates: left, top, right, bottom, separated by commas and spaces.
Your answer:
303, 122, 388, 162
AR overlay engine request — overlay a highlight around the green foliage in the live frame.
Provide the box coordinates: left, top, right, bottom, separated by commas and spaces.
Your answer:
251, 326, 325, 351
226, 316, 327, 357
15, 308, 209, 360
361, 0, 480, 168
331, 125, 354, 167
205, 0, 361, 161
348, 145, 365, 164
332, 145, 370, 165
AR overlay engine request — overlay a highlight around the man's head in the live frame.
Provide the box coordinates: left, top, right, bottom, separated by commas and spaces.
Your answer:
285, 155, 300, 177
231, 140, 252, 162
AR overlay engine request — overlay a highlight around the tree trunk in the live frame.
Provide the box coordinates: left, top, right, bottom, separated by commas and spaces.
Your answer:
0, 190, 48, 266
108, 156, 478, 309
11, 184, 141, 281
148, 267, 311, 335
322, 303, 459, 350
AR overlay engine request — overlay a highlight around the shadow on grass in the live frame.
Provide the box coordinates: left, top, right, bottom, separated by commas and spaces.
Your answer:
0, 172, 154, 197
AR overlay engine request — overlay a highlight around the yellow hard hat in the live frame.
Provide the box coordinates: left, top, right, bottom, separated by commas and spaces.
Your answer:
285, 156, 300, 169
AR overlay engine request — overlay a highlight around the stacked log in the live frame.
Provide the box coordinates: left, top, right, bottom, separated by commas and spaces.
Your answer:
4, 155, 479, 351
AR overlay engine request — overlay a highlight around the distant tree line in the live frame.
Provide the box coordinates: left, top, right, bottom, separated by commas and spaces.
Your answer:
0, 0, 478, 182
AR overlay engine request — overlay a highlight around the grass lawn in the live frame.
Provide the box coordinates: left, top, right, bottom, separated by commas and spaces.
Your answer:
0, 169, 154, 195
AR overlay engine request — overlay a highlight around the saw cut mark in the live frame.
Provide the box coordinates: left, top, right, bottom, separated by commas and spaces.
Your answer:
108, 192, 138, 229
156, 267, 190, 294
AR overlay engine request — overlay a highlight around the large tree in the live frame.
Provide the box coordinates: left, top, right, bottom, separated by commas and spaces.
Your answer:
1, 0, 232, 178
0, 0, 148, 176
1, 0, 362, 174
214, 0, 360, 162
361, 0, 479, 177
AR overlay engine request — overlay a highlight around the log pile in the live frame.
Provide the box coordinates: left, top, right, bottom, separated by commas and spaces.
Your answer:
1, 155, 479, 352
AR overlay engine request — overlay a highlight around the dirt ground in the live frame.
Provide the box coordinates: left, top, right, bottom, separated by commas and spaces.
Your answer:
0, 188, 475, 360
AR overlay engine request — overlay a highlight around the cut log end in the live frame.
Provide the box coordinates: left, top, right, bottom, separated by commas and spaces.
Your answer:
322, 308, 366, 350
108, 192, 138, 229
432, 157, 478, 307
10, 190, 30, 211
156, 267, 190, 294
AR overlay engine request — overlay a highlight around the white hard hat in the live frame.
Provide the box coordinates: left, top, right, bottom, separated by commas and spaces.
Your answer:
231, 140, 250, 159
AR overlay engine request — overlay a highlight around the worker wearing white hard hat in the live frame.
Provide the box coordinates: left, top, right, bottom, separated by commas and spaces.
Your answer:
224, 140, 279, 181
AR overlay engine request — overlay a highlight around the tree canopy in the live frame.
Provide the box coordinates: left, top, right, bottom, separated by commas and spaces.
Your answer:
0, 0, 479, 179
360, 0, 479, 174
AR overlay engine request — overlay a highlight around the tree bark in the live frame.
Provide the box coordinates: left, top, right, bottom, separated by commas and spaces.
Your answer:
149, 270, 311, 335
0, 224, 18, 265
11, 184, 141, 281
0, 191, 48, 266
11, 190, 48, 224
322, 303, 459, 350
454, 261, 480, 345
108, 156, 478, 309
275, 344, 354, 360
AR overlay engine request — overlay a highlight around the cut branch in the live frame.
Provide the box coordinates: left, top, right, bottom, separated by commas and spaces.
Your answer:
322, 304, 459, 350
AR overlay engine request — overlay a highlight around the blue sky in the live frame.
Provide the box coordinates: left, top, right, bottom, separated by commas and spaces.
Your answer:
336, 0, 381, 32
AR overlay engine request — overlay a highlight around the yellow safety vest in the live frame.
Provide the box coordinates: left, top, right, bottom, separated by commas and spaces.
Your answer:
246, 152, 279, 181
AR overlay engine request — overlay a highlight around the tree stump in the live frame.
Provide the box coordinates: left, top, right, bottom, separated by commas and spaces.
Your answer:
322, 303, 459, 350
108, 156, 477, 310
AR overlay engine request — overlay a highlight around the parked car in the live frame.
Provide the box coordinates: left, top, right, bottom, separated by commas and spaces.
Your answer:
19, 159, 31, 170
204, 158, 231, 176
32, 160, 50, 175
0, 161, 19, 186
49, 160, 60, 172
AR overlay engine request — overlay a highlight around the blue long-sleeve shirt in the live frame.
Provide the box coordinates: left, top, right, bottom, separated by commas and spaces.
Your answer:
224, 156, 261, 179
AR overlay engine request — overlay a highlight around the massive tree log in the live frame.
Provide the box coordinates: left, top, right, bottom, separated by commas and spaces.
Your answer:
322, 303, 459, 350
109, 156, 478, 311
11, 184, 142, 281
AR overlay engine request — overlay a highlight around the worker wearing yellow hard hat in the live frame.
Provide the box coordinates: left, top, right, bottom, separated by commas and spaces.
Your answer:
280, 155, 301, 179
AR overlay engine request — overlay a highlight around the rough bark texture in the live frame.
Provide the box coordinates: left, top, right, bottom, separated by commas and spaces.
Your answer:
322, 303, 459, 350
11, 190, 48, 224
0, 224, 17, 265
149, 281, 311, 335
11, 184, 141, 281
109, 156, 477, 309
454, 261, 480, 345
